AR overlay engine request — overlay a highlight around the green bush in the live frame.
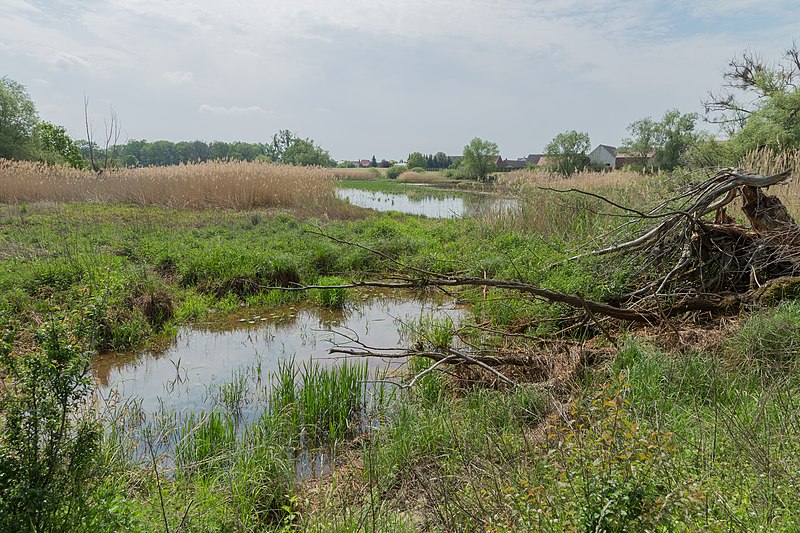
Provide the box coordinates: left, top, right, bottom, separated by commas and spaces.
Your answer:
385, 165, 406, 179
0, 320, 103, 532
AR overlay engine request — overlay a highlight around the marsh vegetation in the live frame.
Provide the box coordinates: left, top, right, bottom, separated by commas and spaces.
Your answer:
3, 145, 800, 531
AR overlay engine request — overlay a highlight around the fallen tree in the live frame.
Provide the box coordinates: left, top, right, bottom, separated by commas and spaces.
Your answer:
277, 167, 800, 384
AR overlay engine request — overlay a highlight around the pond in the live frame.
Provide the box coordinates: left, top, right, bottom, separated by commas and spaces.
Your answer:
336, 187, 518, 218
93, 292, 465, 420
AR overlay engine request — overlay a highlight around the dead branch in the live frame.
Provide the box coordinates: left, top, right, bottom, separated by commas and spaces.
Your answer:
272, 167, 800, 386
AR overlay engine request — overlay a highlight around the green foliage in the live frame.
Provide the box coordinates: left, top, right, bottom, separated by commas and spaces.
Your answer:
266, 129, 335, 167
35, 121, 85, 168
406, 151, 427, 169
0, 76, 39, 160
461, 137, 499, 181
314, 276, 348, 309
384, 165, 406, 179
620, 109, 699, 171
544, 130, 591, 176
706, 44, 800, 159
0, 320, 103, 532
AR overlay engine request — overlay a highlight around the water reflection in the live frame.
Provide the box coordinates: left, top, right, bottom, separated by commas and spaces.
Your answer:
336, 187, 518, 218
93, 294, 464, 417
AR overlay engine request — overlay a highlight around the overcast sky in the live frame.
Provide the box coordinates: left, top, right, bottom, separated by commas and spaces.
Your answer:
2, 0, 798, 161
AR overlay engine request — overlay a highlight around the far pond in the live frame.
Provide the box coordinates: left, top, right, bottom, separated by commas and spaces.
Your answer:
336, 187, 518, 218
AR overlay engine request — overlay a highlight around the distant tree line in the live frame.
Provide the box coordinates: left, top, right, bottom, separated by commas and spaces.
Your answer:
89, 130, 336, 168
406, 151, 453, 170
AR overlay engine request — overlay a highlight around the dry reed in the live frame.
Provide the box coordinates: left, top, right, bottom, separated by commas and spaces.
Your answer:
0, 159, 340, 211
330, 167, 382, 180
740, 148, 800, 218
496, 168, 647, 193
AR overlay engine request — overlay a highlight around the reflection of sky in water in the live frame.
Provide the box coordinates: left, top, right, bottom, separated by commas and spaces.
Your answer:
93, 297, 464, 417
336, 188, 518, 218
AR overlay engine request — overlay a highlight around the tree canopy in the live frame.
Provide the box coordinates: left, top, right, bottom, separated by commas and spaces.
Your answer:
544, 130, 590, 176
461, 138, 499, 181
406, 151, 427, 169
35, 122, 84, 169
266, 129, 335, 167
0, 76, 39, 160
620, 109, 699, 171
703, 44, 800, 161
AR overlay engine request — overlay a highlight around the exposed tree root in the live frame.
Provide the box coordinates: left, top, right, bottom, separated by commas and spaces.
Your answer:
275, 167, 800, 386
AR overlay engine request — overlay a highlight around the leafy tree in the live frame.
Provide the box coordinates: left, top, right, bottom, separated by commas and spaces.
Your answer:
653, 109, 699, 171
34, 122, 84, 168
370, 155, 378, 168
544, 130, 591, 176
621, 109, 699, 171
0, 77, 38, 160
406, 151, 427, 170
282, 138, 335, 167
620, 117, 659, 168
461, 137, 499, 181
265, 129, 335, 167
432, 151, 451, 169
705, 44, 800, 159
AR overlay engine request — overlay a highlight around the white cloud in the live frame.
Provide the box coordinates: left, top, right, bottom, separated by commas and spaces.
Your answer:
2, 0, 798, 158
198, 104, 270, 116
163, 70, 194, 84
5, 0, 40, 14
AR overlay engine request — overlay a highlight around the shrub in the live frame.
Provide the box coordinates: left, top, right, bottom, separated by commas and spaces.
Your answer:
0, 320, 103, 532
385, 165, 406, 179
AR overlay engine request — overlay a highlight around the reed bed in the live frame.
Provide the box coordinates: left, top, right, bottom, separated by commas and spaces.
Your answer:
0, 159, 339, 211
497, 167, 651, 193
330, 167, 382, 180
488, 169, 668, 237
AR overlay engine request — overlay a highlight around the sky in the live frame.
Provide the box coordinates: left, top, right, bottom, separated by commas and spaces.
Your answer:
2, 0, 799, 161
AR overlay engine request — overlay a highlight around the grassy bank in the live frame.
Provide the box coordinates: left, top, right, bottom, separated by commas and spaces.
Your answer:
3, 161, 800, 530
0, 200, 611, 353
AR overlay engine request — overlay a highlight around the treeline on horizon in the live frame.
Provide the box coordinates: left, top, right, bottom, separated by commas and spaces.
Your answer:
99, 139, 273, 167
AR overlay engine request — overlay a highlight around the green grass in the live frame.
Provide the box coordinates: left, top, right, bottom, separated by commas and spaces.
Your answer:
0, 202, 608, 352
10, 173, 794, 530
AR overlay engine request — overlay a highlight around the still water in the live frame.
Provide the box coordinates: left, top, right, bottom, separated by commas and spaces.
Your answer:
336, 187, 517, 218
93, 293, 464, 417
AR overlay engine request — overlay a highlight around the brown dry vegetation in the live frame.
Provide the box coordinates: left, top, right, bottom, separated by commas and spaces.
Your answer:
0, 159, 345, 212
329, 167, 382, 180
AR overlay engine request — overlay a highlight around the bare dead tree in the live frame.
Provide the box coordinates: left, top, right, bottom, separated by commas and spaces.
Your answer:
102, 108, 121, 170
83, 97, 122, 174
84, 96, 99, 173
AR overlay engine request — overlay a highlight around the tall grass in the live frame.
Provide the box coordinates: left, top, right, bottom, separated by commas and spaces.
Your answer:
331, 167, 383, 180
484, 169, 668, 237
0, 159, 339, 211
